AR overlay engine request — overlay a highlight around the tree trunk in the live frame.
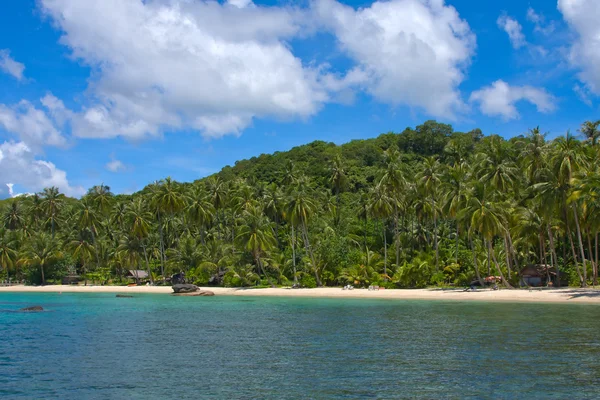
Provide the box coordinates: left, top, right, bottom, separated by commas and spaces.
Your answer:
142, 244, 153, 284
507, 231, 520, 271
256, 255, 274, 287
432, 196, 439, 270
504, 235, 512, 280
486, 237, 491, 276
455, 223, 459, 264
567, 224, 584, 286
302, 223, 321, 286
594, 232, 598, 285
487, 239, 512, 288
541, 233, 550, 286
291, 225, 297, 284
572, 205, 587, 285
158, 213, 165, 280
470, 236, 484, 286
547, 225, 560, 287
40, 263, 46, 286
586, 227, 595, 286
383, 220, 387, 279
394, 203, 399, 269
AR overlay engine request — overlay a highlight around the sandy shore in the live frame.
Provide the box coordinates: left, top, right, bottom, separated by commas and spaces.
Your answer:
1, 285, 600, 304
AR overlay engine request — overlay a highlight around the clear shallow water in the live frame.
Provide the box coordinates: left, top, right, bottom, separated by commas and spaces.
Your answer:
0, 294, 599, 399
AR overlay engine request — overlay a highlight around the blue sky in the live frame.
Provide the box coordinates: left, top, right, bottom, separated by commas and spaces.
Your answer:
0, 0, 598, 197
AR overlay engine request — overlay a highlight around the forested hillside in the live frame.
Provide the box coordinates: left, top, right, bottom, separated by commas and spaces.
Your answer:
1, 120, 599, 288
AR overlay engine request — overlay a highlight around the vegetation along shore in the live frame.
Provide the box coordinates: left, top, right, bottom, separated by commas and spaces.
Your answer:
1, 120, 600, 292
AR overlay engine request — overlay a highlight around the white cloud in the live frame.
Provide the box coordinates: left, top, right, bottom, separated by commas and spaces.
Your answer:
470, 80, 556, 120
105, 157, 126, 173
526, 7, 555, 35
0, 49, 25, 81
39, 0, 328, 139
559, 0, 600, 94
312, 0, 475, 119
0, 98, 67, 150
497, 15, 526, 49
0, 141, 84, 197
573, 84, 592, 106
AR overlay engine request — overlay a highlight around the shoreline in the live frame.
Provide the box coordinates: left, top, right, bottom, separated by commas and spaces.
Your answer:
1, 285, 600, 304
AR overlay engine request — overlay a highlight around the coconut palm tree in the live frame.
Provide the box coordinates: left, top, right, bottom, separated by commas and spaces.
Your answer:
580, 120, 600, 146
40, 187, 64, 238
236, 206, 277, 286
329, 154, 347, 226
287, 179, 322, 286
186, 186, 214, 245
0, 228, 17, 281
368, 183, 393, 277
68, 230, 95, 286
19, 233, 59, 285
126, 199, 154, 284
417, 156, 442, 269
151, 177, 185, 279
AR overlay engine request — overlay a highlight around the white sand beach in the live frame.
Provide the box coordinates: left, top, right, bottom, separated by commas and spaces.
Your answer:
1, 285, 600, 304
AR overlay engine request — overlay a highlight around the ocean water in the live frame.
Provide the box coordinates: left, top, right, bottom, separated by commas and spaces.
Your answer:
0, 294, 599, 399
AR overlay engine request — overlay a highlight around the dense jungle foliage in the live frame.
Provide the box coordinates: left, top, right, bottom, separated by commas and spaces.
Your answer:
1, 120, 600, 288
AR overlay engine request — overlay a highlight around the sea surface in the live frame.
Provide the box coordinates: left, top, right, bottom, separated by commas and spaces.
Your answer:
0, 293, 599, 399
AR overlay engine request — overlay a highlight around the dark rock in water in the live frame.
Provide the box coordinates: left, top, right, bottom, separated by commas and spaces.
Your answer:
20, 306, 43, 312
172, 290, 215, 297
116, 294, 133, 298
172, 284, 199, 293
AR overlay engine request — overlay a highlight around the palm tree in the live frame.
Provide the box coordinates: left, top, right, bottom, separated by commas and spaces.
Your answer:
186, 186, 214, 245
463, 184, 512, 288
580, 120, 600, 146
68, 231, 95, 286
0, 228, 17, 281
287, 180, 322, 286
19, 233, 59, 285
151, 177, 185, 279
368, 183, 393, 278
329, 155, 347, 226
236, 206, 277, 286
442, 162, 469, 262
40, 187, 64, 238
381, 147, 406, 269
417, 156, 442, 269
126, 199, 154, 284
3, 201, 25, 230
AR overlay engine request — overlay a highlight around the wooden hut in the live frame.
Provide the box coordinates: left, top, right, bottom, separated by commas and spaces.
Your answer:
126, 270, 149, 284
62, 275, 81, 285
520, 264, 562, 287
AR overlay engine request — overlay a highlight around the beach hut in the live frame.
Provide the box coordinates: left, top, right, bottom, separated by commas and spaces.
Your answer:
519, 264, 561, 287
62, 275, 81, 285
126, 270, 149, 284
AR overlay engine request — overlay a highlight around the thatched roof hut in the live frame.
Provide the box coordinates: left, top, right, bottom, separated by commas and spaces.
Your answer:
126, 270, 149, 282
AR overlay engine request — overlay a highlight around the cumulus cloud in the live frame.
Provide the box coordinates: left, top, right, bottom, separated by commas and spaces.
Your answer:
470, 80, 556, 120
559, 0, 600, 94
0, 141, 84, 197
38, 0, 477, 136
105, 155, 126, 173
526, 7, 555, 35
312, 0, 475, 118
0, 98, 67, 151
497, 14, 526, 49
39, 0, 328, 139
0, 49, 25, 81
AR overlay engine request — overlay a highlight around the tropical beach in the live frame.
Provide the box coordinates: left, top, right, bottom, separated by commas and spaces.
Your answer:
2, 285, 600, 304
4, 0, 600, 398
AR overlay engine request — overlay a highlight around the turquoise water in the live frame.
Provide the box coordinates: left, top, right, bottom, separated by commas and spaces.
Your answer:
1, 294, 599, 399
